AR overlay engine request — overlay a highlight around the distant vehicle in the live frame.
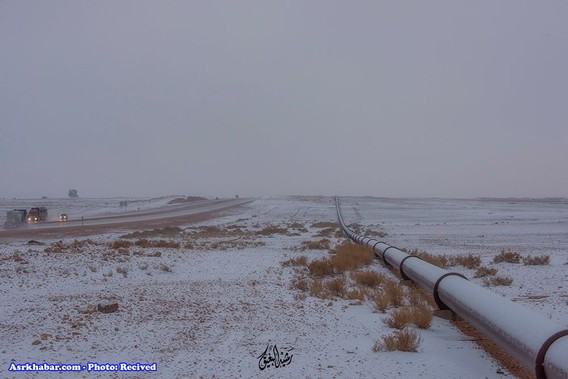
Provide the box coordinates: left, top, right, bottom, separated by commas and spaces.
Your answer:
59, 213, 68, 222
28, 207, 48, 223
4, 209, 28, 229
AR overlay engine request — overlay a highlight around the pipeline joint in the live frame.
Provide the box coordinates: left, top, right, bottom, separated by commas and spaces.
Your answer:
433, 272, 468, 310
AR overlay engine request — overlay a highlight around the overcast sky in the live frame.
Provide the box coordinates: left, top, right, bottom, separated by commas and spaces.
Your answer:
1, 1, 567, 199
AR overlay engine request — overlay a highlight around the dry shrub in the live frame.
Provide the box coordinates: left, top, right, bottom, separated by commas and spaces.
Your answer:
121, 226, 184, 239
135, 239, 180, 249
494, 249, 521, 264
383, 279, 405, 307
44, 239, 99, 254
384, 306, 432, 330
474, 266, 498, 278
308, 259, 334, 277
325, 277, 347, 298
385, 308, 413, 329
364, 229, 387, 238
345, 288, 367, 301
315, 228, 336, 238
256, 225, 289, 236
410, 307, 433, 329
309, 278, 326, 298
159, 263, 172, 273
352, 270, 385, 287
451, 254, 481, 269
410, 250, 449, 268
522, 255, 550, 266
373, 329, 421, 352
116, 266, 128, 278
311, 221, 337, 229
407, 286, 429, 308
373, 291, 391, 313
301, 239, 331, 250
291, 277, 309, 292
330, 242, 374, 273
282, 256, 308, 267
348, 223, 363, 234
484, 276, 513, 286
109, 240, 133, 249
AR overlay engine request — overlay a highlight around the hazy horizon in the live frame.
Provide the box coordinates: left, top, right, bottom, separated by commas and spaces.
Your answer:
2, 1, 567, 199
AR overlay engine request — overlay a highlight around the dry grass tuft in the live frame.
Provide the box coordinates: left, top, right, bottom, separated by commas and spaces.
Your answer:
301, 239, 331, 250
309, 278, 326, 298
384, 306, 431, 329
325, 277, 347, 298
474, 266, 498, 278
330, 242, 374, 273
410, 250, 449, 268
345, 288, 367, 301
385, 308, 413, 329
256, 225, 289, 236
311, 221, 337, 229
291, 276, 309, 292
352, 270, 385, 287
282, 256, 308, 267
493, 249, 521, 264
451, 254, 481, 269
308, 259, 334, 277
373, 291, 391, 313
484, 276, 513, 286
383, 279, 405, 307
121, 226, 184, 239
109, 240, 133, 249
410, 306, 433, 329
372, 329, 421, 352
135, 239, 180, 249
522, 255, 550, 266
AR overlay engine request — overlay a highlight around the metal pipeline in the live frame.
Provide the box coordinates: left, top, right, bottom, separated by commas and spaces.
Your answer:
335, 197, 568, 379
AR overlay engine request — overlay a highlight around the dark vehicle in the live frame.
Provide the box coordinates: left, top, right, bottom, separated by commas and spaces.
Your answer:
28, 207, 48, 223
59, 213, 68, 222
4, 209, 28, 229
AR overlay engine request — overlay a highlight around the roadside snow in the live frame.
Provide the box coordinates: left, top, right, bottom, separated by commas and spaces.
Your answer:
1, 196, 565, 378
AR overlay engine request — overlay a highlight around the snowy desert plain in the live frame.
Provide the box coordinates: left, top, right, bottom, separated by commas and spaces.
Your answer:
1, 195, 567, 378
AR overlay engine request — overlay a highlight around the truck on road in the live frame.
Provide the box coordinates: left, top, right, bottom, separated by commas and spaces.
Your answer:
4, 209, 28, 229
28, 207, 48, 223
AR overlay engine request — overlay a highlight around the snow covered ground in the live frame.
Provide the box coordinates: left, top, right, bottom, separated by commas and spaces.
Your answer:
1, 196, 567, 378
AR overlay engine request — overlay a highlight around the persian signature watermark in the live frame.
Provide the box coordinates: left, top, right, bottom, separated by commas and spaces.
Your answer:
257, 344, 293, 370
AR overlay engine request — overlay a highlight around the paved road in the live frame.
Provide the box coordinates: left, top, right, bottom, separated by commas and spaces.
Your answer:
0, 198, 252, 241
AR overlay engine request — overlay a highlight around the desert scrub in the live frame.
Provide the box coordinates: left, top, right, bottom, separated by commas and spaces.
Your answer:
474, 266, 498, 278
109, 240, 133, 249
410, 250, 449, 268
385, 307, 432, 330
135, 239, 180, 249
493, 249, 521, 264
352, 270, 385, 287
308, 258, 334, 277
484, 276, 513, 286
291, 276, 309, 292
450, 253, 481, 269
330, 242, 374, 273
372, 329, 421, 352
325, 277, 347, 298
256, 225, 289, 236
383, 279, 405, 307
301, 239, 331, 250
282, 256, 308, 267
116, 266, 128, 278
522, 255, 550, 266
373, 291, 391, 313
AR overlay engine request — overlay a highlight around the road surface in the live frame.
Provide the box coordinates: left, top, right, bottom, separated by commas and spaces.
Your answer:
0, 198, 252, 241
